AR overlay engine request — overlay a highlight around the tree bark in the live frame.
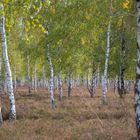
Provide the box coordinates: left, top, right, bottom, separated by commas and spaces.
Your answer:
0, 15, 16, 120
101, 2, 112, 104
58, 74, 62, 101
27, 56, 31, 94
118, 24, 126, 98
46, 25, 56, 108
87, 62, 96, 97
87, 64, 91, 94
135, 1, 140, 139
68, 71, 72, 97
4, 71, 7, 94
0, 57, 3, 125
14, 64, 17, 93
90, 62, 96, 97
42, 65, 46, 88
34, 65, 37, 92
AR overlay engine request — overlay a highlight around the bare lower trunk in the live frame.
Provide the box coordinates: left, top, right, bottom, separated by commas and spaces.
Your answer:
90, 62, 96, 97
4, 71, 7, 94
97, 69, 100, 87
87, 62, 96, 97
46, 25, 56, 108
76, 75, 80, 86
87, 64, 91, 94
54, 76, 58, 92
118, 28, 126, 98
0, 57, 3, 125
68, 72, 72, 97
0, 14, 16, 120
14, 64, 17, 93
34, 65, 37, 92
27, 56, 31, 94
47, 47, 56, 108
118, 69, 126, 98
101, 14, 111, 104
42, 65, 46, 88
58, 74, 62, 100
135, 1, 140, 139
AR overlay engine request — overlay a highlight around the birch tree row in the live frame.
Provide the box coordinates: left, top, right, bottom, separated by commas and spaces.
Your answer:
0, 0, 139, 138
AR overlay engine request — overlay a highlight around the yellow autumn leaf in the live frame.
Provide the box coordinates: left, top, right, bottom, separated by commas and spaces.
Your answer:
27, 21, 30, 26
85, 13, 91, 20
39, 24, 42, 27
123, 0, 129, 9
25, 27, 29, 33
81, 37, 86, 45
32, 21, 35, 26
33, 5, 36, 9
35, 19, 39, 23
117, 17, 123, 27
39, 24, 46, 33
50, 7, 55, 14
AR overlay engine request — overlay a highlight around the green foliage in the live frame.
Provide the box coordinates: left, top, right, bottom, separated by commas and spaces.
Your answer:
0, 0, 136, 81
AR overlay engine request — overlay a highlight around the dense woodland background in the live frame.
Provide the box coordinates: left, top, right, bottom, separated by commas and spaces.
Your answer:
0, 0, 138, 140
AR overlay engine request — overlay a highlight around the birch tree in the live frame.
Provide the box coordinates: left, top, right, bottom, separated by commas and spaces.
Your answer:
46, 25, 56, 108
87, 62, 96, 97
0, 57, 3, 125
135, 0, 140, 139
0, 3, 16, 120
101, 1, 112, 104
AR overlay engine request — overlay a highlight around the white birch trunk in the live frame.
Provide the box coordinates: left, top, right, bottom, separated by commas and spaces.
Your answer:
34, 65, 37, 92
91, 63, 96, 97
68, 72, 72, 97
54, 76, 58, 92
47, 47, 55, 107
58, 74, 62, 101
87, 63, 96, 97
0, 14, 16, 120
101, 16, 111, 104
76, 75, 80, 86
0, 57, 3, 125
135, 1, 140, 139
27, 56, 31, 94
42, 65, 46, 88
97, 69, 100, 87
46, 25, 56, 108
14, 64, 17, 93
4, 71, 7, 94
87, 64, 91, 93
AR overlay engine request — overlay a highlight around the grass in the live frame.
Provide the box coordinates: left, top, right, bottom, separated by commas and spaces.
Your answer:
0, 86, 137, 140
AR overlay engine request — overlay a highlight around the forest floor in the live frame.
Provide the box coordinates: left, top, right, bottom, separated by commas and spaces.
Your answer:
0, 86, 137, 140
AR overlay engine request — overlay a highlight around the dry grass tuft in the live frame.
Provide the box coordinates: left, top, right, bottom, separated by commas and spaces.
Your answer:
0, 86, 137, 140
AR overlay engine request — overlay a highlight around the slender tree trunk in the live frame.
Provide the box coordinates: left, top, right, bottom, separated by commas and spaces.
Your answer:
34, 65, 37, 92
14, 64, 17, 93
135, 1, 140, 139
118, 29, 126, 98
4, 71, 7, 94
87, 64, 91, 93
97, 69, 100, 87
27, 56, 31, 94
42, 65, 46, 88
54, 76, 58, 92
58, 74, 62, 101
46, 25, 56, 108
114, 76, 117, 94
68, 72, 72, 97
0, 15, 16, 120
76, 75, 80, 86
87, 62, 96, 97
90, 62, 96, 97
101, 12, 111, 104
0, 57, 3, 125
